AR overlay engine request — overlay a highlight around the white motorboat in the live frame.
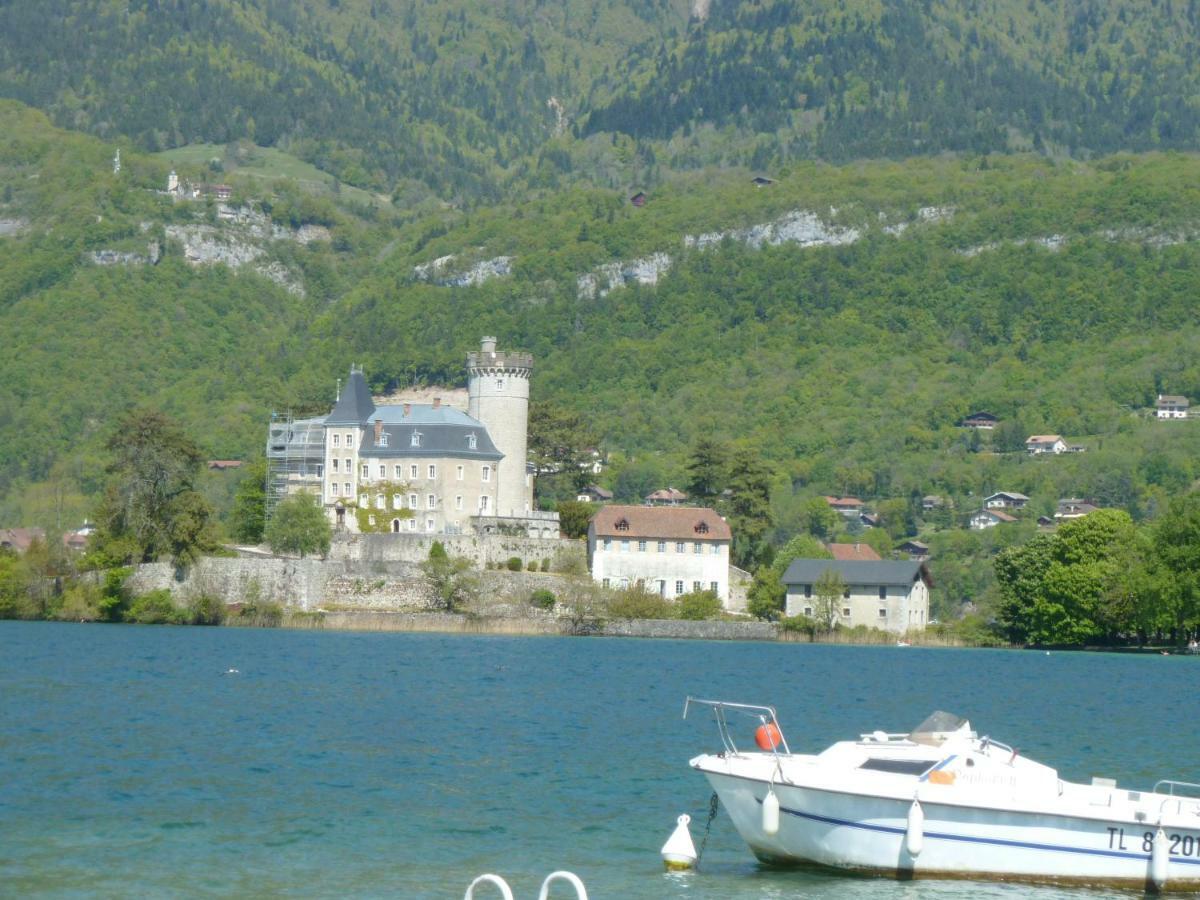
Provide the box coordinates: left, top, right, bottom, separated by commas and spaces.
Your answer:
685, 698, 1200, 891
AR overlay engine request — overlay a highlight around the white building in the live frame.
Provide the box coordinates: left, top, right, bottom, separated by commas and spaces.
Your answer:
970, 509, 1017, 530
782, 559, 930, 634
984, 491, 1029, 509
1156, 394, 1189, 419
587, 505, 732, 604
1025, 434, 1067, 455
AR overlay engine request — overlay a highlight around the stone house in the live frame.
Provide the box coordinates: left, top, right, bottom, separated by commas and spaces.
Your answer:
782, 559, 931, 633
1156, 394, 1189, 419
587, 505, 732, 605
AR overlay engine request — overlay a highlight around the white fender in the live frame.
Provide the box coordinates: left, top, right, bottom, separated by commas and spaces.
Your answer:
661, 813, 697, 869
537, 870, 589, 900
905, 799, 924, 857
762, 788, 780, 836
464, 873, 514, 900
1151, 826, 1169, 889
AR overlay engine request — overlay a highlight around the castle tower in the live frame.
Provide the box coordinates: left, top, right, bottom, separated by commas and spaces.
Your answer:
467, 336, 533, 517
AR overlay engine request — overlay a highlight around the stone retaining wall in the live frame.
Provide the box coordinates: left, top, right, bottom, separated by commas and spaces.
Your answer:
329, 532, 585, 571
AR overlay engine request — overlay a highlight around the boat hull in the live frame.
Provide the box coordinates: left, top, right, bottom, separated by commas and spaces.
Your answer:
700, 768, 1200, 890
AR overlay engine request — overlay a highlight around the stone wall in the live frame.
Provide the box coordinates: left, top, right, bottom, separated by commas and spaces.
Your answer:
330, 532, 584, 571
598, 619, 777, 641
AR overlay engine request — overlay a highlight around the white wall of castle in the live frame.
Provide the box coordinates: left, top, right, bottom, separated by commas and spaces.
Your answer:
467, 339, 533, 519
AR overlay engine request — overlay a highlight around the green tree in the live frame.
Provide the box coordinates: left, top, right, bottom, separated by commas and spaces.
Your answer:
528, 401, 598, 499
230, 457, 267, 544
1151, 492, 1200, 640
556, 499, 595, 539
813, 568, 847, 633
747, 534, 831, 619
724, 447, 774, 569
686, 437, 729, 504
798, 496, 840, 540
264, 491, 331, 558
91, 410, 217, 566
419, 548, 479, 612
676, 589, 721, 620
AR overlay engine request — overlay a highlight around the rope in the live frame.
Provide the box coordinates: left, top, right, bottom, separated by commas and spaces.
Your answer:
695, 791, 720, 870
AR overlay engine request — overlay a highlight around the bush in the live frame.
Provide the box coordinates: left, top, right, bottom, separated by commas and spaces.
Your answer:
607, 585, 672, 619
675, 590, 722, 620
185, 594, 226, 626
526, 559, 539, 571
779, 614, 817, 635
540, 558, 551, 572
234, 600, 284, 627
529, 588, 556, 610
126, 589, 180, 624
54, 583, 102, 621
506, 556, 523, 572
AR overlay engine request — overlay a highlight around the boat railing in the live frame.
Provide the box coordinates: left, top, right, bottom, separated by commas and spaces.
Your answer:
683, 697, 791, 756
978, 735, 1017, 761
1154, 780, 1200, 798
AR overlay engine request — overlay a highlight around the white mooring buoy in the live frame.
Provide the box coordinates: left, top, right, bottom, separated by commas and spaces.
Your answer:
1151, 825, 1169, 889
661, 813, 697, 870
762, 787, 780, 836
905, 798, 925, 857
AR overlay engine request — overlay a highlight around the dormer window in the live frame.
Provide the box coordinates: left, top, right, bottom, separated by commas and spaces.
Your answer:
695, 521, 709, 534
411, 431, 422, 448
378, 432, 388, 447
615, 519, 629, 531
467, 433, 477, 450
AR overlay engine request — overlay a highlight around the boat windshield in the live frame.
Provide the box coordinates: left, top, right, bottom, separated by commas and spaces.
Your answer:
908, 711, 969, 746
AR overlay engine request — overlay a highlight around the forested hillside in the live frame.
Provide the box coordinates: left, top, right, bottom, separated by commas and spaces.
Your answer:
3, 1, 1200, 202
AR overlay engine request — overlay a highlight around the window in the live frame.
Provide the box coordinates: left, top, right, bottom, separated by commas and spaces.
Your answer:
378, 465, 385, 478
712, 544, 721, 554
427, 494, 436, 509
621, 540, 630, 552
425, 518, 434, 532
314, 464, 323, 478
375, 494, 385, 509
842, 607, 851, 617
657, 540, 666, 553
878, 586, 887, 600
467, 433, 477, 450
480, 495, 489, 512
332, 459, 339, 474
482, 465, 491, 482
615, 519, 629, 531
332, 434, 340, 447
343, 482, 352, 496
693, 581, 702, 592
710, 581, 718, 592
411, 431, 421, 447
407, 518, 416, 531
408, 493, 418, 508
675, 580, 684, 595
695, 522, 709, 534
410, 464, 419, 478
843, 588, 851, 599
603, 538, 612, 551
693, 542, 702, 554
804, 585, 813, 599
457, 465, 464, 481
378, 432, 388, 447
368, 514, 375, 526
428, 464, 437, 479
804, 607, 813, 617
497, 378, 504, 390
359, 494, 369, 508
344, 457, 351, 472
602, 578, 610, 588
331, 482, 339, 496
394, 465, 402, 479
675, 541, 685, 553
638, 540, 647, 552
393, 495, 402, 510
878, 608, 888, 619
345, 433, 353, 447
455, 495, 463, 510
361, 464, 369, 478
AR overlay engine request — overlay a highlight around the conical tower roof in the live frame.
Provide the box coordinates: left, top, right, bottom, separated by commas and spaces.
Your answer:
325, 369, 376, 425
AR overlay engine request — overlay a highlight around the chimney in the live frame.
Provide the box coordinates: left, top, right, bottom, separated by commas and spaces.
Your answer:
373, 419, 383, 445
433, 397, 441, 409
403, 403, 412, 417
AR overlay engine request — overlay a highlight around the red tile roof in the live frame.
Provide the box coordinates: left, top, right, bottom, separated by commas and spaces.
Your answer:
828, 542, 881, 561
591, 505, 731, 541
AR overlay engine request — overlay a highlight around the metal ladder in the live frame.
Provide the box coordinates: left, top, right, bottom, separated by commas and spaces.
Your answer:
463, 871, 588, 900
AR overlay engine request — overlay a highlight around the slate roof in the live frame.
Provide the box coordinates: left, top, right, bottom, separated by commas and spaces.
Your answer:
590, 505, 731, 541
783, 558, 932, 588
326, 370, 376, 425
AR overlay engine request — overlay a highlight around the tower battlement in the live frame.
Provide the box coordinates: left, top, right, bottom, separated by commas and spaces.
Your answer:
466, 350, 534, 373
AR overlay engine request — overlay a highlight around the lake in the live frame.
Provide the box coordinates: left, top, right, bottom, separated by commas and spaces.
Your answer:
1, 621, 1194, 898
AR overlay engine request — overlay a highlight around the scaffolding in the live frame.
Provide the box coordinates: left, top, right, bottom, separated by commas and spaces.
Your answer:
265, 412, 326, 521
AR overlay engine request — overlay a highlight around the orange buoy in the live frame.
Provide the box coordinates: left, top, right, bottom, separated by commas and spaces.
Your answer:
755, 722, 782, 750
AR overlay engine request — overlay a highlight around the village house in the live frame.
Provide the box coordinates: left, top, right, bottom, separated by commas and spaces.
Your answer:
1055, 498, 1101, 521
959, 411, 999, 429
207, 459, 243, 471
828, 542, 881, 561
1156, 394, 1190, 420
970, 509, 1017, 530
587, 505, 732, 604
576, 485, 613, 503
782, 559, 930, 634
0, 527, 45, 553
825, 496, 864, 518
645, 487, 688, 506
266, 338, 558, 539
984, 491, 1029, 510
922, 495, 946, 511
897, 539, 930, 561
1026, 435, 1067, 455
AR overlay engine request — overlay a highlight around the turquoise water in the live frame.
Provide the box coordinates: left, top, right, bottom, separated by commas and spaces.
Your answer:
1, 622, 1195, 898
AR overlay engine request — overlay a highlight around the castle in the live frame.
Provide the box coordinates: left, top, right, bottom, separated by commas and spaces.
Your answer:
266, 338, 559, 538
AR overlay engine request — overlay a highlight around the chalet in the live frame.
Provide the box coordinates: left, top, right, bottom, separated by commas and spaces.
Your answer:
0, 527, 45, 553
897, 539, 930, 561
970, 509, 1017, 530
630, 191, 647, 207
782, 559, 931, 634
1156, 394, 1189, 420
1037, 515, 1057, 530
1055, 498, 1100, 521
587, 505, 732, 604
208, 459, 244, 471
959, 411, 998, 429
828, 542, 881, 561
1065, 443, 1087, 454
859, 512, 881, 528
751, 176, 775, 187
576, 485, 613, 503
984, 491, 1029, 510
1026, 435, 1067, 455
825, 496, 864, 517
645, 487, 688, 506
922, 495, 946, 511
